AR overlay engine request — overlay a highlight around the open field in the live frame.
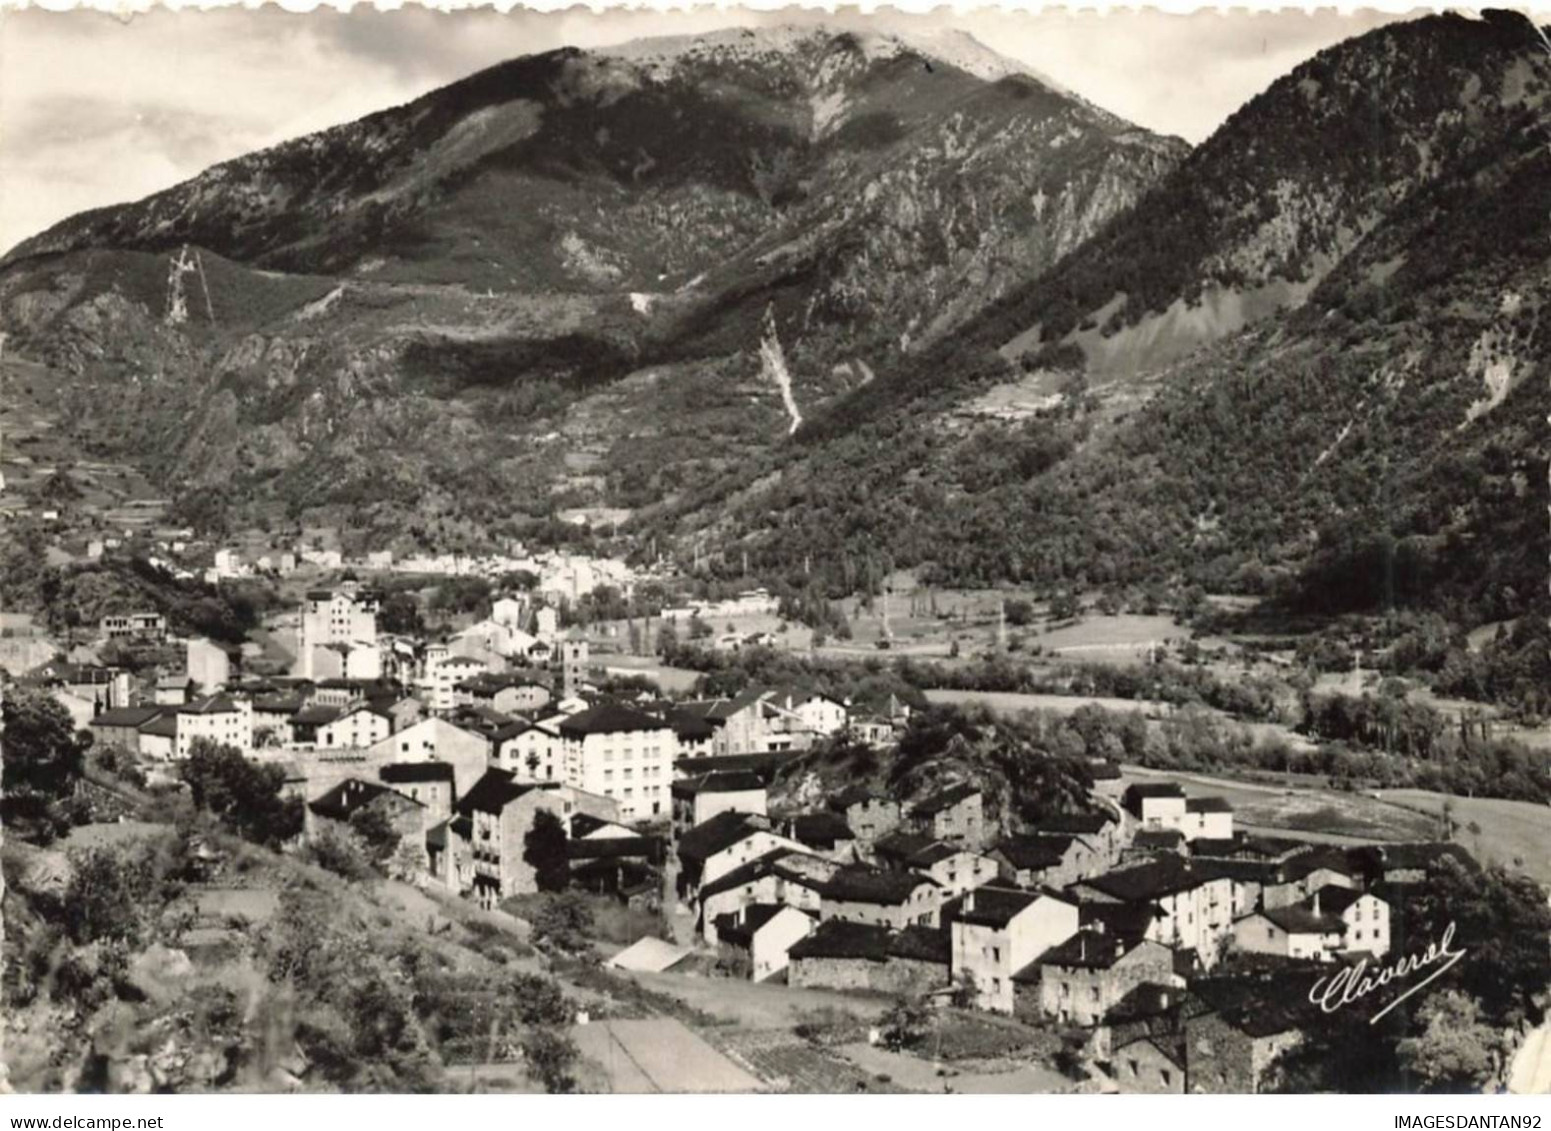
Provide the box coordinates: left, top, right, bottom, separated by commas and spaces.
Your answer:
1374, 789, 1551, 884
1121, 766, 1440, 843
839, 1041, 1071, 1094
571, 1017, 762, 1093
927, 689, 1318, 753
626, 969, 890, 1030
926, 688, 1168, 717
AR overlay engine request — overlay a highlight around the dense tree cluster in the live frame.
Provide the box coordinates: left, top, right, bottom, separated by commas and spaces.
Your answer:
182, 739, 304, 849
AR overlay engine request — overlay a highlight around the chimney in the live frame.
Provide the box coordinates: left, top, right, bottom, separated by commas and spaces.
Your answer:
1115, 938, 1124, 960
1312, 890, 1321, 917
965, 891, 976, 914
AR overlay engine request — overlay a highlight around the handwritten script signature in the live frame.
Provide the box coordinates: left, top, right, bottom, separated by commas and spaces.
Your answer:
1308, 921, 1466, 1025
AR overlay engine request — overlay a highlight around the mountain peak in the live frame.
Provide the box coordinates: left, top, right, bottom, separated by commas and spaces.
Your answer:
596, 22, 1063, 89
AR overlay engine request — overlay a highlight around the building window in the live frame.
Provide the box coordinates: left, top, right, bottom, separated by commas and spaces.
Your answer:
1161, 1069, 1173, 1088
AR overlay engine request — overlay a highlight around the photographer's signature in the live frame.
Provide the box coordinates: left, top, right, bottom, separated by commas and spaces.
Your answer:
1308, 921, 1466, 1024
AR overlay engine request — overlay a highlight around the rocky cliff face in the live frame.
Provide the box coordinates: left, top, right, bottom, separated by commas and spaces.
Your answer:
651, 11, 1550, 615
0, 26, 1183, 545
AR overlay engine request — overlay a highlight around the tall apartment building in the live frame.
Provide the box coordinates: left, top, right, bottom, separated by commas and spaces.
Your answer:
295, 582, 380, 679
557, 701, 676, 823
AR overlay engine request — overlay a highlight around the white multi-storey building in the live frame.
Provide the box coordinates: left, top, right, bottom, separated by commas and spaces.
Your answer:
296, 583, 379, 679
556, 701, 677, 823
174, 695, 254, 758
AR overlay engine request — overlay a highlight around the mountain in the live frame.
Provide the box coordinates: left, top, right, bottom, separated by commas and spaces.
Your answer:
0, 26, 1183, 549
651, 11, 1551, 624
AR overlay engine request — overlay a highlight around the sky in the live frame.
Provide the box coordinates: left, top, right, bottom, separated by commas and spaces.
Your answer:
0, 5, 1439, 255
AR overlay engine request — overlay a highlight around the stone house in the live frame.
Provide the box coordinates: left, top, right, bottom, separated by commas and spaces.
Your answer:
1112, 1037, 1187, 1094
455, 770, 569, 906
1017, 929, 1177, 1026
819, 866, 942, 930
378, 761, 457, 820
909, 783, 987, 849
949, 886, 1079, 1014
1071, 857, 1236, 968
787, 921, 951, 995
991, 834, 1101, 890
713, 903, 816, 982
907, 843, 998, 899
782, 812, 857, 862
671, 770, 767, 835
827, 785, 901, 845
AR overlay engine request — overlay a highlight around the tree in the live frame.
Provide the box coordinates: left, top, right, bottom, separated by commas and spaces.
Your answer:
528, 891, 594, 955
349, 803, 404, 869
2, 691, 90, 832
1396, 991, 1503, 1092
879, 995, 932, 1051
521, 1027, 579, 1093
183, 739, 304, 848
63, 847, 154, 945
1403, 858, 1551, 1028
523, 810, 570, 893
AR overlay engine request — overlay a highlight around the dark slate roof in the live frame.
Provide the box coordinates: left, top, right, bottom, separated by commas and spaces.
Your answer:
994, 836, 1069, 870
788, 919, 891, 962
92, 706, 164, 728
310, 778, 418, 822
697, 851, 790, 901
379, 762, 456, 785
1259, 905, 1344, 935
293, 704, 343, 726
672, 751, 802, 780
139, 714, 178, 738
1193, 858, 1281, 884
670, 770, 766, 798
874, 831, 939, 867
676, 811, 767, 865
1125, 783, 1186, 800
957, 886, 1065, 928
663, 708, 716, 741
179, 694, 240, 715
1309, 885, 1364, 916
909, 842, 965, 868
822, 865, 936, 905
788, 812, 855, 849
1031, 927, 1140, 973
1089, 761, 1123, 781
253, 696, 305, 714
910, 781, 980, 818
571, 813, 623, 838
1185, 796, 1234, 813
1188, 837, 1247, 857
566, 836, 663, 862
455, 769, 556, 816
1078, 901, 1158, 945
1282, 847, 1356, 883
558, 700, 669, 737
828, 784, 891, 811
888, 925, 951, 964
1133, 829, 1186, 850
1027, 811, 1113, 835
1083, 857, 1216, 902
713, 903, 794, 948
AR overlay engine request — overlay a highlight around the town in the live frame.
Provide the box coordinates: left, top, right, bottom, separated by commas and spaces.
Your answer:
9, 544, 1540, 1095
